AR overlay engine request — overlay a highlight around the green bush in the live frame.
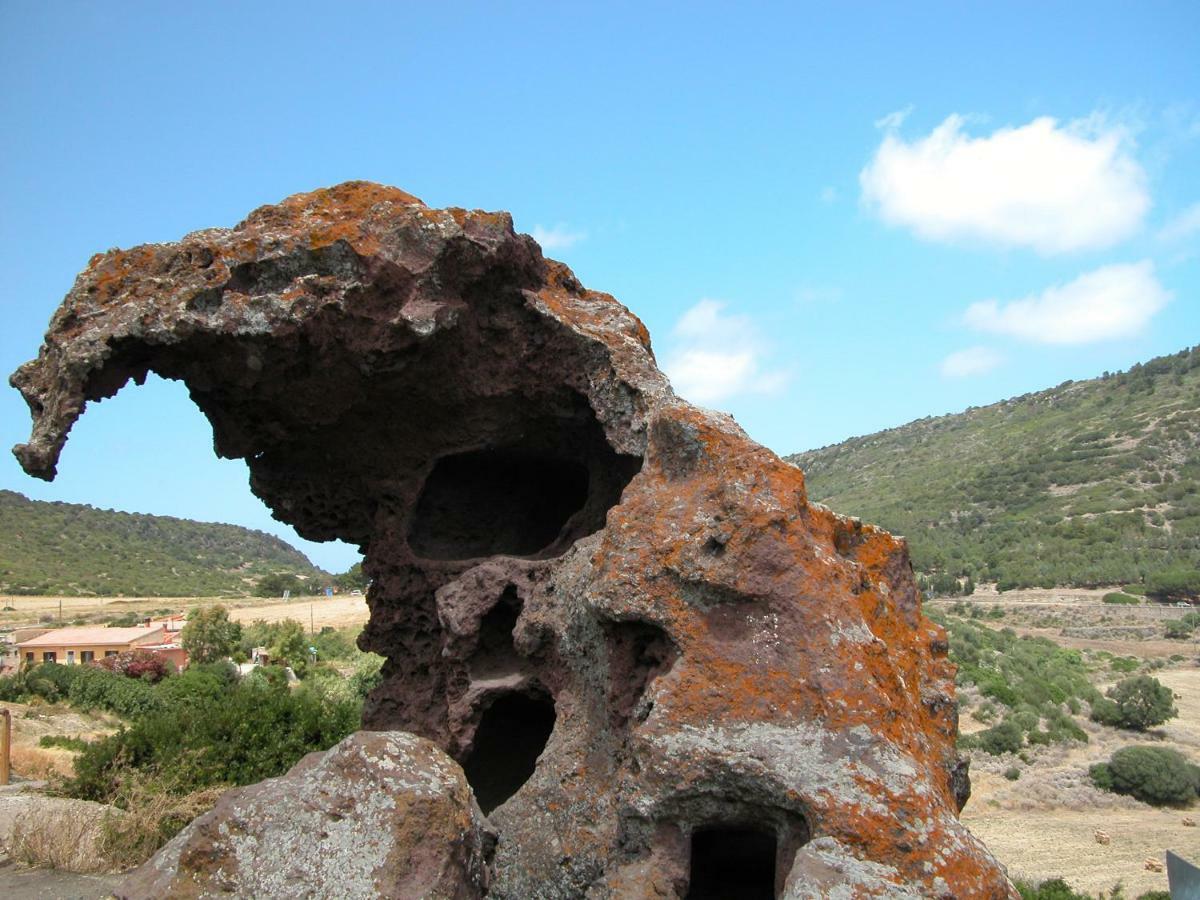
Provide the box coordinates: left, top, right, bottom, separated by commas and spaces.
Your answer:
64, 676, 359, 803
976, 719, 1024, 756
39, 734, 88, 751
1014, 877, 1091, 900
1102, 592, 1139, 605
1089, 676, 1177, 731
1165, 619, 1194, 639
67, 668, 160, 719
1089, 745, 1200, 806
1003, 766, 1021, 781
1108, 656, 1140, 673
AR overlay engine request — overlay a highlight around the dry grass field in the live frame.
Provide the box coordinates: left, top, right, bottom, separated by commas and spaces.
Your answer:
955, 598, 1200, 897
0, 593, 369, 630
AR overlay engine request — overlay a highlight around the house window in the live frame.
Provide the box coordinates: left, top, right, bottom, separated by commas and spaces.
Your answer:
25, 652, 34, 662
80, 651, 94, 663
42, 651, 56, 663
105, 650, 119, 658
67, 650, 76, 665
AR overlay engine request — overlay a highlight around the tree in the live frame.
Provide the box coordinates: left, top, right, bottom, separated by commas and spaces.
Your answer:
267, 619, 310, 671
1146, 568, 1200, 603
181, 605, 242, 664
1089, 675, 1177, 731
333, 562, 368, 592
255, 572, 304, 598
1089, 745, 1200, 806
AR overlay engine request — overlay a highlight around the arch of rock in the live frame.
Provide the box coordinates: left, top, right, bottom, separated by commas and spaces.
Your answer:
11, 183, 1014, 897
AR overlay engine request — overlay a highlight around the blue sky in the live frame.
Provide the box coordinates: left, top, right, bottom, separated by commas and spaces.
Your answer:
2, 2, 1198, 572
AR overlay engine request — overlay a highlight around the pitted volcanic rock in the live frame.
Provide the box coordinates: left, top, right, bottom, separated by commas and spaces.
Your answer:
12, 182, 1015, 898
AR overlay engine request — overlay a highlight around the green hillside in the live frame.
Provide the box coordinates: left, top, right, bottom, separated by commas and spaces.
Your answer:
0, 490, 326, 596
787, 346, 1200, 590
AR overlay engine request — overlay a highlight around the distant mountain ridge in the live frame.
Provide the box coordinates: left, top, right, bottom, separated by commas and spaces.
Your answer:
0, 490, 325, 596
787, 345, 1200, 589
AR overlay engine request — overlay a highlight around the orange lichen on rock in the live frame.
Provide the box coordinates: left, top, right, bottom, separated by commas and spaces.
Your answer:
11, 182, 1015, 898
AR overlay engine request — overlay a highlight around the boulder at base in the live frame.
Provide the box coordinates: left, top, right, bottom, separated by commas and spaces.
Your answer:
115, 732, 492, 899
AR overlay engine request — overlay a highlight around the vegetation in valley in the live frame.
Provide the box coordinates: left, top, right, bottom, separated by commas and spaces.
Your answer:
788, 345, 1200, 591
930, 610, 1097, 753
0, 621, 382, 863
1089, 745, 1200, 807
0, 489, 329, 596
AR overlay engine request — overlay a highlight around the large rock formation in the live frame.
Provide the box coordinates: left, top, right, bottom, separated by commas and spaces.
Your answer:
12, 182, 1014, 897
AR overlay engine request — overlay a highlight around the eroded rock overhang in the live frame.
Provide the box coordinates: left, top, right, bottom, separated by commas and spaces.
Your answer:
12, 182, 1017, 898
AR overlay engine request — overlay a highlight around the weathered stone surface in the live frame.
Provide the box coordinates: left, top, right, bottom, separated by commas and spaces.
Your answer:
13, 182, 1015, 897
115, 731, 492, 899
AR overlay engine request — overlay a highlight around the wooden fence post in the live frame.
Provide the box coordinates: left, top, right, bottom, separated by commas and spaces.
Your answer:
1, 707, 11, 785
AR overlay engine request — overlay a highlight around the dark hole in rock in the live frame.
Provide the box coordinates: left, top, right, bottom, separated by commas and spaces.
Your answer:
471, 587, 523, 679
409, 449, 590, 560
605, 620, 678, 730
686, 825, 778, 900
460, 690, 556, 815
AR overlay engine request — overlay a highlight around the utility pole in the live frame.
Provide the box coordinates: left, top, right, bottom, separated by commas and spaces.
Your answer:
310, 602, 314, 636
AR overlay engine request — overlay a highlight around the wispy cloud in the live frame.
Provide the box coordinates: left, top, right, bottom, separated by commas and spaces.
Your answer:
964, 261, 1169, 345
1158, 202, 1200, 243
940, 346, 1003, 378
860, 114, 1149, 254
530, 223, 586, 251
818, 185, 838, 204
874, 106, 913, 131
662, 300, 788, 406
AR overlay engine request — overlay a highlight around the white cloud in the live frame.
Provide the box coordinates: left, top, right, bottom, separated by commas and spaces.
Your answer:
662, 300, 788, 405
1159, 202, 1200, 242
530, 223, 586, 250
940, 346, 1003, 378
964, 261, 1169, 345
860, 114, 1149, 254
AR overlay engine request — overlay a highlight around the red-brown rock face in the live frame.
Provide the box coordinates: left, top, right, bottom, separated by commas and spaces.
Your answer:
12, 182, 1014, 897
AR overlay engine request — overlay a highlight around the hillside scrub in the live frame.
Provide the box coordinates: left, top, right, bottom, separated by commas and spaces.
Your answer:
1089, 676, 1178, 731
932, 612, 1096, 752
789, 345, 1200, 589
1089, 745, 1200, 807
0, 489, 326, 596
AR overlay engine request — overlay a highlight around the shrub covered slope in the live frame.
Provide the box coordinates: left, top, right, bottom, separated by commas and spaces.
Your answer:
0, 490, 326, 596
787, 346, 1200, 589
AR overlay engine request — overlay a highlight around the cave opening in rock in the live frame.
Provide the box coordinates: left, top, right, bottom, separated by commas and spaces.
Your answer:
409, 448, 590, 560
686, 825, 778, 900
471, 587, 523, 679
460, 689, 556, 815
